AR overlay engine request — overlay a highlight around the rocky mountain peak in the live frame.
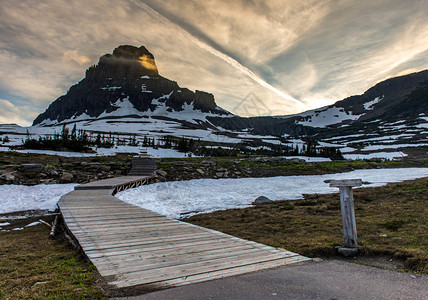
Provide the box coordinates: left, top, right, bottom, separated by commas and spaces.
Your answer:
33, 45, 229, 125
88, 45, 159, 82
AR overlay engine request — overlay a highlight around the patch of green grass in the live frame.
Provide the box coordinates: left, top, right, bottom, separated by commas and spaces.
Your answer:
0, 224, 106, 299
184, 177, 428, 273
381, 220, 407, 231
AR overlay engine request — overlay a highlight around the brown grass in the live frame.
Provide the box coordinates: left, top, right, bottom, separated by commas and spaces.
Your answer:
184, 177, 428, 273
0, 220, 106, 299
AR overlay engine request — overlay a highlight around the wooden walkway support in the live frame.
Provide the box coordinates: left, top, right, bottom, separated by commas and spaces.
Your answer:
59, 174, 310, 290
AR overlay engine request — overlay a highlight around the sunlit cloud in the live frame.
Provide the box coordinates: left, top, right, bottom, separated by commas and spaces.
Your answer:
63, 49, 91, 65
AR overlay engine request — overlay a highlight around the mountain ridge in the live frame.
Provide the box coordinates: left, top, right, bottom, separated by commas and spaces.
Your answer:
208, 69, 428, 135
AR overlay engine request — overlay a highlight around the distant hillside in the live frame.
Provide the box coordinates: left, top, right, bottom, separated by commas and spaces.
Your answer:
209, 69, 428, 137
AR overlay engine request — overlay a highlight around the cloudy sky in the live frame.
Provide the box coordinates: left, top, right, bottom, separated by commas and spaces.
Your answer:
1, 0, 428, 126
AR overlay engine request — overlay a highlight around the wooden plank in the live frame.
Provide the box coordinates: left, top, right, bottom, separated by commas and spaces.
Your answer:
64, 216, 171, 228
81, 234, 233, 252
329, 179, 362, 187
61, 206, 148, 212
110, 252, 299, 286
66, 217, 178, 226
96, 244, 287, 267
61, 209, 156, 218
64, 216, 167, 224
61, 209, 156, 216
61, 204, 142, 209
78, 233, 219, 251
84, 237, 255, 259
72, 231, 212, 244
98, 248, 294, 276
113, 254, 304, 287
60, 198, 123, 202
79, 233, 235, 251
338, 186, 358, 247
91, 243, 259, 267
72, 226, 205, 238
67, 224, 203, 237
114, 256, 310, 289
67, 222, 189, 235
101, 252, 295, 279
61, 214, 165, 222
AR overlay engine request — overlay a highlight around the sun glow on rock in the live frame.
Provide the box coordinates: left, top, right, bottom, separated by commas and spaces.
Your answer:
138, 54, 157, 71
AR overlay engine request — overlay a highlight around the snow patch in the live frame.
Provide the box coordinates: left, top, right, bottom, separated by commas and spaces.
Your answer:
71, 112, 93, 121
99, 97, 142, 118
141, 84, 152, 93
363, 96, 383, 110
25, 221, 40, 227
344, 152, 407, 160
100, 86, 121, 91
297, 107, 361, 128
116, 168, 428, 219
362, 144, 428, 151
282, 156, 331, 162
0, 184, 77, 214
339, 147, 357, 153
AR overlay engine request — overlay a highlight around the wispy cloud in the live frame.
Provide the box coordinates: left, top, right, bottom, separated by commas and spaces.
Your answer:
1, 0, 428, 125
142, 0, 331, 65
0, 99, 35, 126
130, 0, 305, 107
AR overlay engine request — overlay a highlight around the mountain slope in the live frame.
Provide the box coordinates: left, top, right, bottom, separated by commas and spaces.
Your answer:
293, 69, 428, 128
209, 69, 428, 135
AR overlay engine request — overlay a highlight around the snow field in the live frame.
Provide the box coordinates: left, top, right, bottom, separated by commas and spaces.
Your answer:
343, 152, 407, 160
296, 106, 361, 128
0, 184, 77, 214
116, 168, 428, 219
1, 168, 428, 218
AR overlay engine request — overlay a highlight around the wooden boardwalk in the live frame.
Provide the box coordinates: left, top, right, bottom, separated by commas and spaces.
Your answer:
58, 175, 311, 290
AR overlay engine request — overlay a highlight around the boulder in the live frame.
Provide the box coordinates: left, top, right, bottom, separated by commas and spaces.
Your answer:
156, 170, 167, 177
252, 196, 274, 205
0, 172, 16, 182
20, 163, 43, 173
289, 158, 305, 163
337, 247, 359, 257
60, 172, 74, 182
